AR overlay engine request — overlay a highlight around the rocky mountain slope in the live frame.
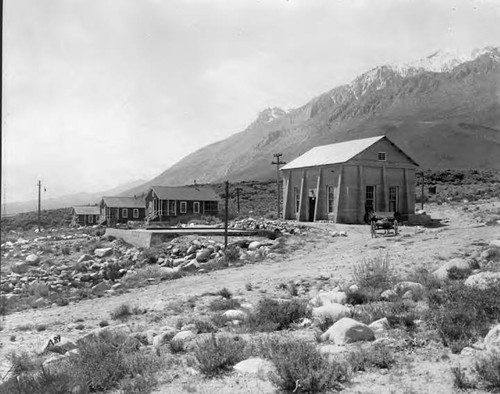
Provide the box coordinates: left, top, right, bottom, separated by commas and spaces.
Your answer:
128, 47, 500, 195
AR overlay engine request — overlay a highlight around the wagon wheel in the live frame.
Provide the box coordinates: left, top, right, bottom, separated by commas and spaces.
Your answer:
393, 220, 399, 236
370, 221, 377, 238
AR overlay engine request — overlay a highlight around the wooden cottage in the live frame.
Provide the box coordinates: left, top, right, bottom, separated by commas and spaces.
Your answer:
145, 186, 220, 221
280, 136, 418, 223
72, 206, 100, 226
100, 196, 146, 225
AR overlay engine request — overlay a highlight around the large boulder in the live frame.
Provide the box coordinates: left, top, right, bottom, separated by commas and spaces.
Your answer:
312, 303, 350, 325
432, 258, 471, 280
222, 309, 247, 320
11, 261, 30, 274
171, 330, 196, 343
394, 281, 426, 294
39, 335, 77, 355
320, 317, 375, 344
94, 248, 113, 258
310, 291, 347, 307
26, 254, 40, 264
248, 241, 262, 251
489, 240, 500, 248
484, 324, 500, 353
233, 357, 275, 376
77, 254, 94, 264
464, 272, 500, 289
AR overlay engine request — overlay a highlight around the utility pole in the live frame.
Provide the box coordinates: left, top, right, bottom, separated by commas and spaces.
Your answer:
235, 187, 242, 213
38, 180, 42, 232
224, 181, 229, 249
421, 172, 425, 211
272, 153, 286, 219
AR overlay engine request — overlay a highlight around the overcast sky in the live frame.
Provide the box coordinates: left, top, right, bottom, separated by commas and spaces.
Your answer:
3, 0, 500, 203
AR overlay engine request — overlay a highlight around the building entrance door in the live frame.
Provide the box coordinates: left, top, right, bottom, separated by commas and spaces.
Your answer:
308, 197, 316, 222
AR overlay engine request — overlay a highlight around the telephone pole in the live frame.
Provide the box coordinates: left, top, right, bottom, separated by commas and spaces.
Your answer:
235, 187, 242, 213
38, 180, 42, 232
224, 181, 229, 249
272, 154, 286, 219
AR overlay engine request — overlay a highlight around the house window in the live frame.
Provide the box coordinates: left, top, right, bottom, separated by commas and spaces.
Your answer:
180, 201, 187, 214
133, 209, 139, 218
193, 202, 200, 214
204, 201, 218, 214
88, 215, 93, 224
365, 186, 376, 212
389, 186, 399, 212
122, 208, 128, 218
326, 186, 334, 213
378, 152, 386, 161
294, 187, 300, 213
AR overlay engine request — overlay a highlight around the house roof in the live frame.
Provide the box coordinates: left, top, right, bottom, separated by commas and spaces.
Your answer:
73, 206, 100, 215
280, 136, 417, 170
150, 186, 221, 202
101, 196, 145, 208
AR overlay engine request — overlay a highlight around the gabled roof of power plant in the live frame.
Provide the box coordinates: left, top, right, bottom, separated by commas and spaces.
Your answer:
280, 135, 418, 170
101, 196, 145, 208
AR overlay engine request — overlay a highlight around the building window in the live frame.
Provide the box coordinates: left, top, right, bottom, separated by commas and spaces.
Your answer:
365, 186, 376, 212
122, 208, 128, 218
180, 201, 187, 214
133, 209, 139, 218
193, 202, 200, 214
204, 201, 218, 214
389, 186, 399, 212
294, 187, 300, 213
378, 152, 386, 161
88, 215, 93, 224
326, 186, 334, 213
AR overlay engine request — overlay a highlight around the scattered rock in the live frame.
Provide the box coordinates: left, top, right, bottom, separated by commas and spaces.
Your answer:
94, 248, 113, 258
312, 303, 350, 325
310, 291, 347, 306
222, 309, 247, 320
484, 324, 500, 353
464, 272, 500, 289
248, 241, 262, 251
233, 357, 275, 376
432, 258, 472, 280
320, 317, 375, 344
369, 317, 389, 333
91, 281, 111, 295
171, 330, 196, 342
394, 281, 425, 294
380, 289, 398, 301
25, 254, 40, 264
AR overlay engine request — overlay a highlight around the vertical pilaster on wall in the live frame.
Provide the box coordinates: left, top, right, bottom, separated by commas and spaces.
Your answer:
358, 165, 364, 223
282, 172, 291, 219
382, 166, 388, 211
333, 165, 343, 223
314, 168, 323, 221
404, 168, 411, 214
298, 171, 306, 221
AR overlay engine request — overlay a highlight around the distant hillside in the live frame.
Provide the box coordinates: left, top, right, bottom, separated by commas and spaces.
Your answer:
126, 46, 500, 197
2, 179, 146, 215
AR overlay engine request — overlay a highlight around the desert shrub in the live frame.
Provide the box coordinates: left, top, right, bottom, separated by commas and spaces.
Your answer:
110, 303, 132, 320
6, 351, 43, 375
61, 246, 71, 255
0, 368, 79, 394
192, 333, 247, 376
263, 336, 348, 392
345, 343, 396, 371
352, 303, 390, 325
405, 268, 443, 290
245, 297, 310, 332
451, 366, 477, 390
99, 320, 109, 327
192, 318, 219, 334
385, 301, 419, 331
121, 266, 182, 288
426, 281, 500, 352
224, 246, 240, 262
352, 254, 397, 292
474, 351, 500, 391
26, 281, 49, 298
103, 261, 122, 281
217, 287, 232, 299
86, 239, 104, 254
169, 339, 186, 353
141, 248, 159, 264
345, 287, 381, 305
287, 282, 299, 297
208, 297, 241, 311
71, 330, 162, 392
245, 282, 253, 291
447, 266, 472, 280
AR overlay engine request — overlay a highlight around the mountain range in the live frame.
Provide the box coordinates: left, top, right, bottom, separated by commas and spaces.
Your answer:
2, 179, 146, 216
125, 46, 500, 197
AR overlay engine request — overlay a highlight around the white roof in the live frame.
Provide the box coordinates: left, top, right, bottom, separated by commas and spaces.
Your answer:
281, 136, 385, 170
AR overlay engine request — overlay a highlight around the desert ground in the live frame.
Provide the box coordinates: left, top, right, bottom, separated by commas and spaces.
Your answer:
1, 199, 500, 393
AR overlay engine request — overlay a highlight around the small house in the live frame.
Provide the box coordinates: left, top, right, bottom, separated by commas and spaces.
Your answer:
72, 206, 100, 226
145, 186, 220, 221
280, 135, 418, 223
100, 196, 146, 225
